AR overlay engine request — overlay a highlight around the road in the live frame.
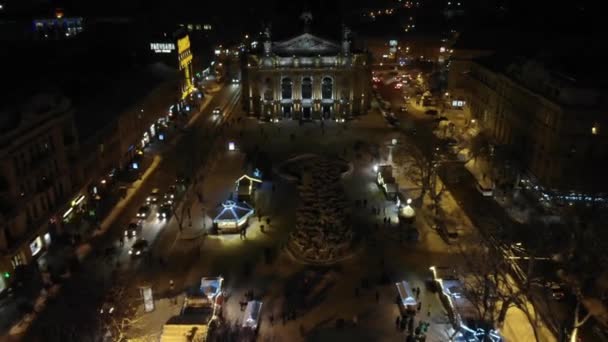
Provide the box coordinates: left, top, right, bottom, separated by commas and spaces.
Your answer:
21, 83, 241, 341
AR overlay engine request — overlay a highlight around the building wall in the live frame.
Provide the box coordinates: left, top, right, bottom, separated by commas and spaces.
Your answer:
461, 58, 608, 195
0, 94, 77, 287
242, 54, 370, 119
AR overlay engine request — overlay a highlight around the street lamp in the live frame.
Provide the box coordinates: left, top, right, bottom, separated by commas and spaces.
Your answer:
373, 164, 379, 172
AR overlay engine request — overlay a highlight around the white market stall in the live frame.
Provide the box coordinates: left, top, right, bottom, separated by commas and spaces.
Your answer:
242, 300, 263, 330
396, 280, 418, 312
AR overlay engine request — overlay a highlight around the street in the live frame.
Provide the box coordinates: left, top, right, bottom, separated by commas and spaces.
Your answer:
20, 82, 241, 341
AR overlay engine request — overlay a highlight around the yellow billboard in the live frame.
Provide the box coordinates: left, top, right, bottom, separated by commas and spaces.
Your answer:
177, 35, 191, 54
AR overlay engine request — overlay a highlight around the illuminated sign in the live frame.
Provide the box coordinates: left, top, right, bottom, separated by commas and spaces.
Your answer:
177, 36, 191, 54
150, 42, 175, 53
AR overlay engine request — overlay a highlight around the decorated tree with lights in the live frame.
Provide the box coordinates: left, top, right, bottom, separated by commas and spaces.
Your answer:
288, 157, 352, 262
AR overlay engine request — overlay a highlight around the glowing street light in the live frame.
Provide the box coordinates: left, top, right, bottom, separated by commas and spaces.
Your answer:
373, 164, 379, 172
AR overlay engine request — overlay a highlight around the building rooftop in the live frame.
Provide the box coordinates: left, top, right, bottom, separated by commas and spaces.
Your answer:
70, 62, 179, 140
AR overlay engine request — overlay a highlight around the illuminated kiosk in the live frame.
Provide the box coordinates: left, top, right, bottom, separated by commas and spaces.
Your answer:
376, 165, 398, 200
396, 280, 418, 314
235, 174, 262, 202
212, 200, 255, 234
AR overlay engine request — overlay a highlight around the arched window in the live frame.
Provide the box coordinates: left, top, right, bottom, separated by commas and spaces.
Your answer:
281, 78, 293, 99
302, 77, 312, 99
322, 77, 333, 99
263, 78, 273, 101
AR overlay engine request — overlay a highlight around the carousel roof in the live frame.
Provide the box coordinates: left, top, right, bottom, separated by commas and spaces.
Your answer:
213, 200, 254, 222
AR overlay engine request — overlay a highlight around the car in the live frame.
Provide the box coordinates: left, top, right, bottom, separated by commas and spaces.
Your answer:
212, 107, 222, 115
136, 205, 151, 218
124, 221, 140, 239
232, 78, 240, 84
425, 109, 438, 116
99, 299, 115, 315
548, 282, 566, 301
387, 116, 400, 127
476, 182, 494, 197
146, 188, 161, 205
163, 191, 175, 205
129, 239, 149, 257
157, 203, 172, 220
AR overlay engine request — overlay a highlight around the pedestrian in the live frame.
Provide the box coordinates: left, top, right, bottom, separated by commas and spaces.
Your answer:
395, 316, 401, 330
375, 290, 380, 302
260, 224, 265, 233
417, 302, 422, 312
119, 239, 124, 247
427, 303, 431, 317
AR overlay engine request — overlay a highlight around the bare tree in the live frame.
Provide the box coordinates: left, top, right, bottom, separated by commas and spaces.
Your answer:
460, 240, 550, 342
98, 284, 149, 341
394, 141, 446, 216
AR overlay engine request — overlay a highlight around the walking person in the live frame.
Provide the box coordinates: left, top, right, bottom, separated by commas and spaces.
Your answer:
427, 303, 431, 317
395, 316, 401, 330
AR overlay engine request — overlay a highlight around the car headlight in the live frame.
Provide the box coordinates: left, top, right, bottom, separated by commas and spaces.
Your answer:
129, 250, 133, 255
136, 251, 141, 255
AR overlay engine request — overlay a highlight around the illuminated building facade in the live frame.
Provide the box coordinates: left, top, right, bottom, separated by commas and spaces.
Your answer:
459, 54, 608, 203
177, 34, 195, 99
0, 93, 78, 292
242, 27, 371, 121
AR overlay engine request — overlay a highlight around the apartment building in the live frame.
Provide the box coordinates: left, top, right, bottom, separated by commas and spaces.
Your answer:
461, 53, 608, 202
0, 92, 78, 292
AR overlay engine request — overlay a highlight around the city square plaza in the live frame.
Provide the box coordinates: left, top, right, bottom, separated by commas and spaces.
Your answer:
123, 103, 536, 341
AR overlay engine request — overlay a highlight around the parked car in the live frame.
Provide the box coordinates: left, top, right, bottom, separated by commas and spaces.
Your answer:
146, 188, 161, 205
136, 205, 151, 218
425, 109, 438, 116
129, 239, 149, 257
